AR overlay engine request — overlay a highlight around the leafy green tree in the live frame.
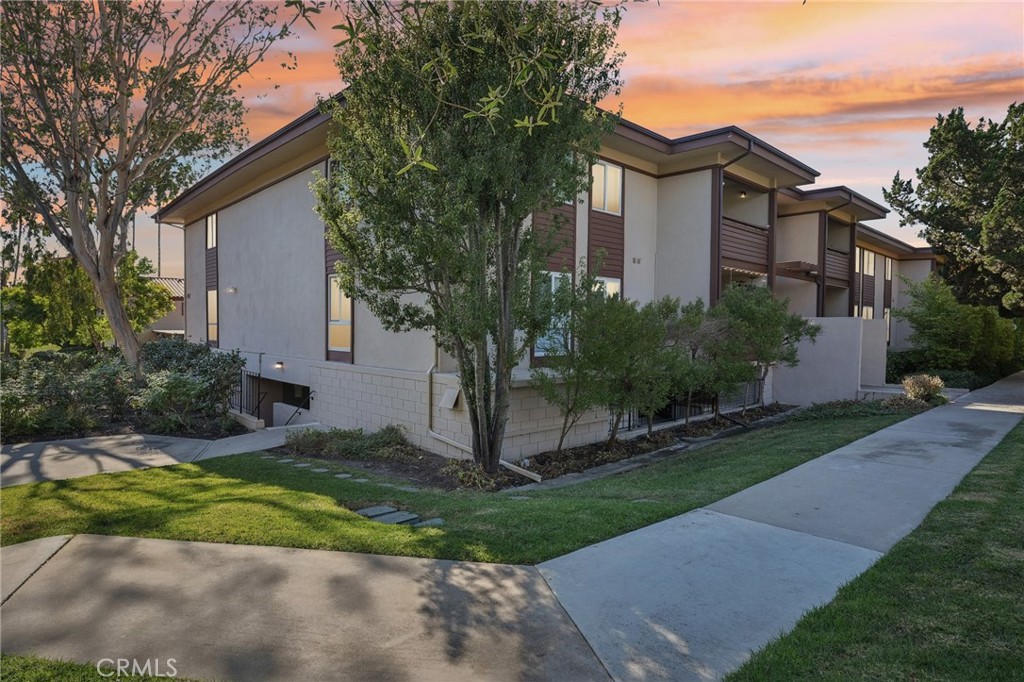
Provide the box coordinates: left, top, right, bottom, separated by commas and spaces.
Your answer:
894, 274, 1018, 377
712, 285, 820, 407
584, 295, 679, 443
884, 103, 1024, 316
315, 1, 624, 473
666, 299, 724, 424
529, 261, 606, 452
7, 252, 172, 351
2, 1, 307, 366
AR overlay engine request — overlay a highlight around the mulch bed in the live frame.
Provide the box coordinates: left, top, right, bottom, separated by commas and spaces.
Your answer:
522, 403, 794, 480
281, 403, 795, 491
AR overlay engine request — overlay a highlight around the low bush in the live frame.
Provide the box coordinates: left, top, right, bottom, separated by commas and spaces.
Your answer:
902, 374, 946, 403
283, 425, 413, 461
793, 398, 931, 421
922, 369, 987, 390
132, 370, 209, 432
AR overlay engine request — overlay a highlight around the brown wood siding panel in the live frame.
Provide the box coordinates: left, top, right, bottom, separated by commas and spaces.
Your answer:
862, 275, 876, 305
205, 247, 217, 290
825, 249, 850, 283
884, 278, 893, 308
721, 219, 768, 270
325, 240, 343, 275
534, 204, 576, 272
589, 209, 624, 280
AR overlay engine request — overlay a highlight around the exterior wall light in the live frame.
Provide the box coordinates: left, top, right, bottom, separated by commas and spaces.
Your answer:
739, 191, 748, 199
227, 286, 237, 294
274, 361, 284, 370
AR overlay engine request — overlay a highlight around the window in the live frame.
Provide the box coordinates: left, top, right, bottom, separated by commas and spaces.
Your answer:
884, 307, 892, 344
595, 276, 621, 298
853, 304, 860, 318
328, 275, 352, 353
591, 160, 622, 215
863, 250, 876, 277
884, 257, 893, 281
855, 247, 862, 274
206, 214, 217, 249
861, 305, 874, 320
535, 271, 571, 358
206, 290, 218, 345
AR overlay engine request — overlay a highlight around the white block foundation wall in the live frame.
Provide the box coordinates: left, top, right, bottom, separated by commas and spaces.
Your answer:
308, 362, 608, 461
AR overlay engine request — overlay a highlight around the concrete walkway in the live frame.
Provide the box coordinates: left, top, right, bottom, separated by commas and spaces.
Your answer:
0, 535, 609, 682
0, 425, 322, 488
1, 374, 1020, 681
539, 371, 1023, 681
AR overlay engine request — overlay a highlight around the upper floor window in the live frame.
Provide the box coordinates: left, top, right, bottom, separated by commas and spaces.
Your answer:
591, 160, 622, 215
884, 257, 893, 281
328, 275, 352, 354
855, 247, 862, 274
862, 249, 876, 277
206, 214, 217, 249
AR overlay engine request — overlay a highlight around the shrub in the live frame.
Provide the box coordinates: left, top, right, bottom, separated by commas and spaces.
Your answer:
283, 425, 412, 460
902, 374, 945, 403
132, 371, 208, 432
140, 338, 244, 415
923, 369, 987, 390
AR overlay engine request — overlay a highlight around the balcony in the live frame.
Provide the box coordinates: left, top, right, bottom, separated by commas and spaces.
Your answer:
824, 248, 850, 284
721, 217, 768, 274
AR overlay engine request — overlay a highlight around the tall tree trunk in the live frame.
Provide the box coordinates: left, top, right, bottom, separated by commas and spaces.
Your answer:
92, 273, 141, 367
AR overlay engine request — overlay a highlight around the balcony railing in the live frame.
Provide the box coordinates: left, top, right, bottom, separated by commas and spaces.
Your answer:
721, 217, 768, 272
825, 248, 850, 283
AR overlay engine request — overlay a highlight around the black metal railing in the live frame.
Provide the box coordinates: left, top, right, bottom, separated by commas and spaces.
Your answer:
229, 369, 267, 418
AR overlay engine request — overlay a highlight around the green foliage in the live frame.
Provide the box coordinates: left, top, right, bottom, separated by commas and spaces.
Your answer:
283, 425, 412, 461
893, 274, 1020, 378
132, 371, 209, 432
884, 103, 1024, 316
314, 0, 624, 472
792, 399, 931, 421
711, 285, 820, 406
1, 340, 244, 442
2, 0, 306, 364
1, 251, 172, 353
901, 374, 946, 403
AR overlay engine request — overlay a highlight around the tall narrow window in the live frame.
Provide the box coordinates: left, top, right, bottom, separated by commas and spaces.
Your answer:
535, 271, 572, 358
884, 256, 892, 281
863, 250, 876, 277
595, 276, 622, 298
591, 160, 622, 215
328, 275, 352, 358
884, 307, 892, 344
207, 290, 218, 345
855, 247, 862, 273
206, 214, 217, 249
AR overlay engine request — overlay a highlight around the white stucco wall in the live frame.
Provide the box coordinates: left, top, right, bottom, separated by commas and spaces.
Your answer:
623, 170, 658, 303
773, 317, 865, 405
722, 188, 770, 227
776, 213, 819, 264
891, 259, 932, 349
861, 319, 887, 386
656, 170, 712, 303
183, 219, 206, 343
775, 278, 817, 317
215, 164, 327, 386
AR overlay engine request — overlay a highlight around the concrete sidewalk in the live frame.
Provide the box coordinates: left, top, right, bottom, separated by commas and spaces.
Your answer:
0, 535, 609, 682
540, 371, 1023, 681
0, 424, 323, 488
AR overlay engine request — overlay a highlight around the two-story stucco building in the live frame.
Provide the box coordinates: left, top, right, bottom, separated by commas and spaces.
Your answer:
157, 105, 934, 460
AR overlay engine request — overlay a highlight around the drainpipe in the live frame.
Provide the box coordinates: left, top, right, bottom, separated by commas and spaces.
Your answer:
426, 345, 542, 482
427, 344, 472, 455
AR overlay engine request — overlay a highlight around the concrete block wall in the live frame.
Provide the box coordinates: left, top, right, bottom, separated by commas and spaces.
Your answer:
308, 362, 609, 461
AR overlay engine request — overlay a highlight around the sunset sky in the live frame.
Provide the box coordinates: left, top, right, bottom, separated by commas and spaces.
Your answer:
143, 0, 1024, 278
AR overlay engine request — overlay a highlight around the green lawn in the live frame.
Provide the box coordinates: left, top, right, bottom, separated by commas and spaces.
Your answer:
1, 411, 908, 565
727, 421, 1024, 681
0, 655, 200, 682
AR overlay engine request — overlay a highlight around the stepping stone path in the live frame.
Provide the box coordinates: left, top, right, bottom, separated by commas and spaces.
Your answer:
352, 478, 369, 483
334, 474, 352, 479
354, 505, 444, 528
310, 468, 329, 473
278, 459, 294, 463
294, 463, 312, 468
260, 456, 277, 460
